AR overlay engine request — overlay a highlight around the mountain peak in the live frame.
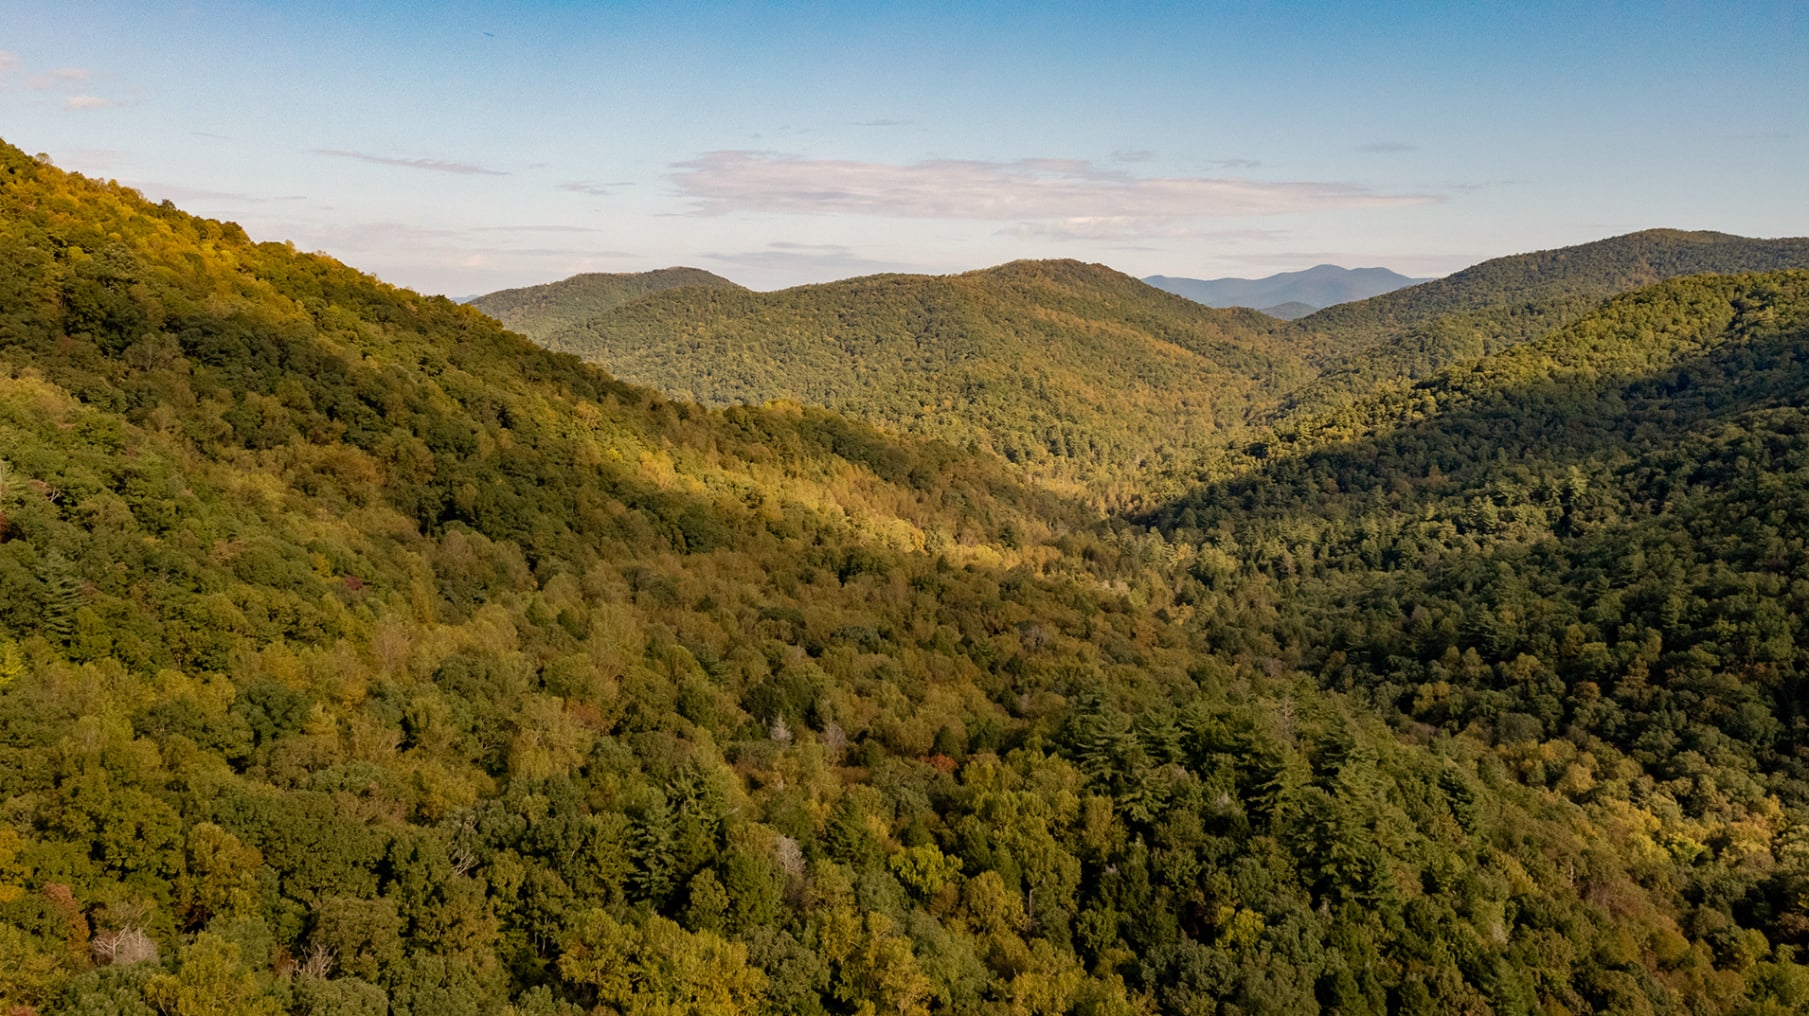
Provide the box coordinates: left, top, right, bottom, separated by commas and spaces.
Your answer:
469, 267, 743, 335
1144, 264, 1430, 314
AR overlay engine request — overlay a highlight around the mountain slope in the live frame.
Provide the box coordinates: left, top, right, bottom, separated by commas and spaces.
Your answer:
468, 266, 743, 337
532, 259, 1305, 502
1147, 270, 1809, 1009
1160, 268, 1809, 798
1282, 230, 1809, 411
2, 140, 1808, 1015
1145, 264, 1429, 313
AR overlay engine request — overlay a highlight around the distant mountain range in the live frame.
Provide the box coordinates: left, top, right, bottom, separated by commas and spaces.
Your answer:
1143, 264, 1432, 317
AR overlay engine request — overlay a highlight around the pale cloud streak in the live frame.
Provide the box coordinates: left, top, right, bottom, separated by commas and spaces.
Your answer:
126, 181, 304, 203
702, 240, 916, 280
1001, 219, 1290, 242
315, 149, 509, 176
8, 58, 113, 106
470, 224, 608, 234
672, 151, 1436, 221
31, 68, 94, 91
287, 221, 462, 252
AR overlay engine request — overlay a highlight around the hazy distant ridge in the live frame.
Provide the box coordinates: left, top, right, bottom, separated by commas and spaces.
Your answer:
469, 267, 743, 336
1145, 264, 1430, 315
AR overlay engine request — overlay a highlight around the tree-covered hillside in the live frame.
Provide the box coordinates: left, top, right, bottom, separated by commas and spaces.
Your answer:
1282, 230, 1809, 414
467, 268, 744, 339
1152, 270, 1809, 1012
518, 260, 1303, 504
2, 138, 1808, 1016
484, 231, 1809, 508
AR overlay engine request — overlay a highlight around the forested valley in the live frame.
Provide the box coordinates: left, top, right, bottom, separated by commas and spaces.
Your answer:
4, 137, 1809, 1016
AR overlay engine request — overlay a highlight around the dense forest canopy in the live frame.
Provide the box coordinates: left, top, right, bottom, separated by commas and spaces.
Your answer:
467, 269, 745, 340
2, 137, 1809, 1016
503, 260, 1304, 506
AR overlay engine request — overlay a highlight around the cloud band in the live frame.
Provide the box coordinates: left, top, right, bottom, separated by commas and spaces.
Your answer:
672, 151, 1437, 221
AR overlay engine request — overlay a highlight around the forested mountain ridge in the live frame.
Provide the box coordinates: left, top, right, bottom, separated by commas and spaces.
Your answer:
481, 231, 1809, 508
523, 258, 1305, 504
1280, 229, 1809, 414
2, 136, 1809, 1016
466, 267, 744, 339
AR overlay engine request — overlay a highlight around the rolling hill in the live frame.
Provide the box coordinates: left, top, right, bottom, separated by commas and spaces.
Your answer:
517, 259, 1306, 503
1253, 300, 1319, 320
466, 266, 743, 337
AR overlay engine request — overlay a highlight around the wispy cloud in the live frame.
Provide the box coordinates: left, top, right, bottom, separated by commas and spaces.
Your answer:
672, 151, 1434, 221
6, 57, 110, 103
294, 224, 643, 273
126, 181, 307, 204
315, 149, 509, 176
31, 68, 94, 91
851, 118, 910, 128
768, 241, 853, 253
702, 240, 915, 281
291, 221, 462, 251
65, 148, 128, 171
483, 246, 639, 258
1112, 149, 1155, 163
1002, 219, 1290, 242
556, 181, 614, 196
471, 224, 608, 234
1360, 141, 1418, 153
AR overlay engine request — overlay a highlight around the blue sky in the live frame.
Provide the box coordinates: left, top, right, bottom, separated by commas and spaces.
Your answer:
2, 1, 1805, 294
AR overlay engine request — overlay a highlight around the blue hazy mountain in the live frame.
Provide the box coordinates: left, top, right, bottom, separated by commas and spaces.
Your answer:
1144, 264, 1431, 317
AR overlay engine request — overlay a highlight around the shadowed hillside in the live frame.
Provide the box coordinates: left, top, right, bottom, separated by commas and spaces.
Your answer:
1158, 269, 1809, 827
1279, 230, 1809, 414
